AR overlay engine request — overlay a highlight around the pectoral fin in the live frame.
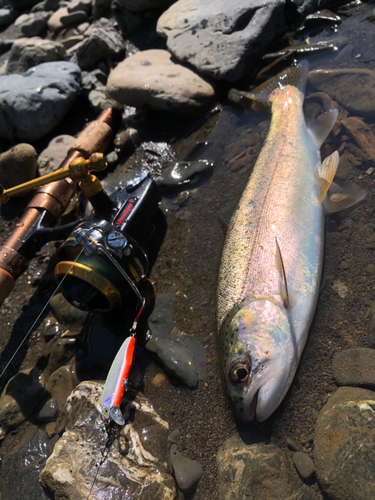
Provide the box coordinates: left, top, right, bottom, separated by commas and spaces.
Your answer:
314, 150, 339, 203
275, 238, 290, 308
309, 109, 339, 147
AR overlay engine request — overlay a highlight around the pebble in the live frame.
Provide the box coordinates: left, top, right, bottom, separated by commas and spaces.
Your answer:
151, 373, 167, 388
286, 437, 299, 451
60, 10, 88, 26
47, 7, 69, 32
0, 143, 37, 189
67, 0, 92, 13
37, 398, 59, 422
332, 347, 375, 389
366, 264, 375, 274
156, 158, 213, 189
60, 35, 84, 50
49, 292, 87, 325
0, 8, 15, 27
45, 365, 76, 412
292, 451, 315, 480
167, 428, 181, 442
43, 338, 76, 382
170, 444, 203, 493
107, 49, 216, 114
113, 127, 141, 152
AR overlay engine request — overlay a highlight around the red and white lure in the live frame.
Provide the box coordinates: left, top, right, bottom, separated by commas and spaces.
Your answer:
101, 301, 144, 426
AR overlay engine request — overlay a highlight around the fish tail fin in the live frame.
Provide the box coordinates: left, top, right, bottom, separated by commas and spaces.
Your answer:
228, 60, 309, 111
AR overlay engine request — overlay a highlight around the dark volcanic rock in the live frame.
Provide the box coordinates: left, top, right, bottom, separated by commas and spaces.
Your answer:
0, 429, 50, 500
315, 387, 375, 500
157, 0, 287, 82
332, 348, 375, 389
217, 433, 315, 499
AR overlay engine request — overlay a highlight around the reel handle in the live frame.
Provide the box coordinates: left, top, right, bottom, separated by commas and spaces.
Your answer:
0, 153, 108, 204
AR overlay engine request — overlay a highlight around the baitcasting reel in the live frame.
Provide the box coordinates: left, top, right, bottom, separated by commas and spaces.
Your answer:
0, 153, 162, 312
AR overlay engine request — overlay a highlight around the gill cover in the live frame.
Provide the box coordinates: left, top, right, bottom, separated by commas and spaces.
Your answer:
224, 297, 295, 422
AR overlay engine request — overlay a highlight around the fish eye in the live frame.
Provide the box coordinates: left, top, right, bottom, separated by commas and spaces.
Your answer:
229, 358, 251, 384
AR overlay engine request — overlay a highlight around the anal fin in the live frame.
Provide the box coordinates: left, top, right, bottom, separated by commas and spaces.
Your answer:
275, 238, 290, 309
314, 150, 339, 203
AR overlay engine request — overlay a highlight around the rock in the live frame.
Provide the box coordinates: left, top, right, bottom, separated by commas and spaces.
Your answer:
315, 387, 375, 500
6, 37, 65, 75
0, 430, 50, 500
123, 0, 176, 11
286, 437, 299, 451
0, 368, 46, 430
67, 0, 92, 13
49, 292, 87, 325
81, 68, 122, 112
37, 398, 59, 422
0, 8, 15, 27
19, 11, 50, 37
38, 134, 75, 175
366, 264, 375, 274
0, 144, 38, 190
309, 68, 375, 118
92, 0, 111, 18
70, 18, 125, 70
113, 126, 141, 153
292, 451, 315, 480
40, 381, 176, 499
0, 61, 81, 142
60, 34, 84, 49
146, 288, 206, 388
168, 428, 181, 442
217, 433, 314, 499
47, 7, 69, 32
42, 338, 76, 381
60, 9, 89, 26
157, 0, 287, 82
107, 49, 216, 114
332, 348, 375, 389
45, 365, 76, 412
170, 444, 203, 493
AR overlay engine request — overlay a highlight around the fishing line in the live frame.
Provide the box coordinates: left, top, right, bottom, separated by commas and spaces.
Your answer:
0, 248, 84, 379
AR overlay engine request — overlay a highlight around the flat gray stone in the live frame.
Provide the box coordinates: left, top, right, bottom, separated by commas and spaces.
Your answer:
6, 37, 66, 75
157, 0, 287, 82
67, 0, 92, 13
309, 68, 375, 118
292, 452, 315, 480
107, 49, 216, 113
315, 387, 375, 500
170, 444, 203, 493
0, 61, 81, 141
332, 348, 375, 389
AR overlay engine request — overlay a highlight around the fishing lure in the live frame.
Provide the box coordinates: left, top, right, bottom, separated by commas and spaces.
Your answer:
101, 300, 145, 426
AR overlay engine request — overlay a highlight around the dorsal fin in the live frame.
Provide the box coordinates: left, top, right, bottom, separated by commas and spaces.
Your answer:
275, 237, 290, 308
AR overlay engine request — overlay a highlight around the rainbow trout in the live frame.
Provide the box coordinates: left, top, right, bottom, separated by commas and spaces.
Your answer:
217, 61, 348, 422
